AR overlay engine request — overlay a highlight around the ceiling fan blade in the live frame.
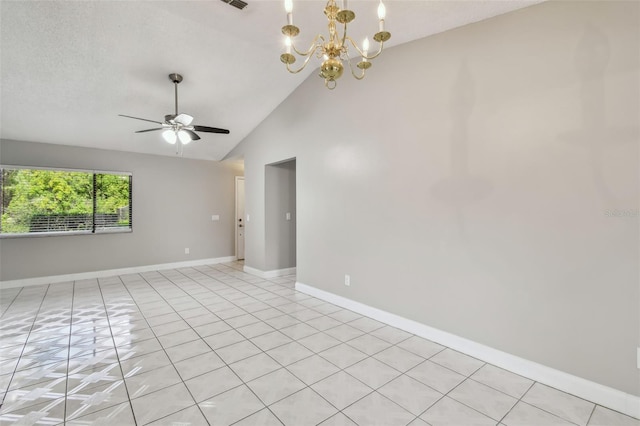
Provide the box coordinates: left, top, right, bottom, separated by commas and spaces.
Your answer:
175, 113, 194, 126
119, 114, 163, 125
135, 128, 164, 133
193, 125, 230, 134
183, 129, 201, 141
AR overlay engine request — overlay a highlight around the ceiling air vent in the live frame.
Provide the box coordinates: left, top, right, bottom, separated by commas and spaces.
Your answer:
221, 0, 247, 10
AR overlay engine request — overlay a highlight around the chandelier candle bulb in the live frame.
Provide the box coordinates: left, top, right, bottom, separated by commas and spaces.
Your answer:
285, 0, 293, 25
378, 0, 386, 31
285, 36, 292, 54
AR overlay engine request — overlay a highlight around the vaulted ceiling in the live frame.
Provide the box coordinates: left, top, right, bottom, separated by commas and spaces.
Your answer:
1, 1, 541, 160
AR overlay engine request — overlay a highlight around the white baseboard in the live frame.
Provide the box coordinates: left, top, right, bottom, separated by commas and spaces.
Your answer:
0, 256, 237, 290
243, 265, 296, 279
295, 281, 640, 419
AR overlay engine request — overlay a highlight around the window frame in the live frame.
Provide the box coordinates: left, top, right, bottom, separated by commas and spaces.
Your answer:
0, 164, 133, 238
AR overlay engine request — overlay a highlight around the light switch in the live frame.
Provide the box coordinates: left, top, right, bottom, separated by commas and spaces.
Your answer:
211, 215, 220, 221
286, 212, 291, 221
246, 214, 250, 222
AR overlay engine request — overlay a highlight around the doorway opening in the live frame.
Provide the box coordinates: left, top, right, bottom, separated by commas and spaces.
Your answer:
265, 158, 296, 273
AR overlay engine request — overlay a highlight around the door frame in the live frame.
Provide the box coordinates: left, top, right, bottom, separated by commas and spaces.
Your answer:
235, 176, 245, 260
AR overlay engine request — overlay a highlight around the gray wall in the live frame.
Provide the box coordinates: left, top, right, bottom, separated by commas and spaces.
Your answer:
227, 1, 639, 395
0, 139, 242, 281
265, 159, 296, 271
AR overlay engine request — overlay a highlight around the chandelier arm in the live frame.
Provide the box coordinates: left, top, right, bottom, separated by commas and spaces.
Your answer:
292, 34, 326, 57
344, 36, 385, 61
344, 36, 364, 56
344, 50, 366, 80
341, 22, 349, 48
286, 47, 321, 74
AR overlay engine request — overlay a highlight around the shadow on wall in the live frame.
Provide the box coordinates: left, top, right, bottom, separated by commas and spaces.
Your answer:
431, 59, 493, 237
560, 24, 639, 207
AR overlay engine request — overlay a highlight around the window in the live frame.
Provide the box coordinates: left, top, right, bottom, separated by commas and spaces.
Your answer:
0, 166, 132, 237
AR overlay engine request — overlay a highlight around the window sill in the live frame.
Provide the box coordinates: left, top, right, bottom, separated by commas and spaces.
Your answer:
0, 229, 132, 239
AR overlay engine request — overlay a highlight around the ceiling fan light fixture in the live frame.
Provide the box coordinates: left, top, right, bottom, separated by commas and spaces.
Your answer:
178, 130, 192, 145
175, 113, 194, 126
162, 129, 177, 144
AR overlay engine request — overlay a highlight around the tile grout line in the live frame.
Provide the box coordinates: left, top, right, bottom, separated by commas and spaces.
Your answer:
0, 286, 24, 321
96, 275, 139, 426
585, 403, 597, 425
0, 286, 26, 406
62, 280, 77, 423
1, 284, 52, 411
412, 361, 494, 424
495, 380, 537, 425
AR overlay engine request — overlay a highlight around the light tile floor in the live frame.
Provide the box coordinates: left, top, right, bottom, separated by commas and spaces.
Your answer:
0, 261, 637, 426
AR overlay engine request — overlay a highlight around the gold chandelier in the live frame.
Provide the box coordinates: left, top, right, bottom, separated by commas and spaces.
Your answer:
280, 0, 391, 90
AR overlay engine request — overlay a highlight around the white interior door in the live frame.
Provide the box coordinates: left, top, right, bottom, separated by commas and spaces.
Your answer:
235, 176, 245, 260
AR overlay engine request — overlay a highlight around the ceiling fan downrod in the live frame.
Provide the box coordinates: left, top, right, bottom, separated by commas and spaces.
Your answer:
169, 73, 183, 118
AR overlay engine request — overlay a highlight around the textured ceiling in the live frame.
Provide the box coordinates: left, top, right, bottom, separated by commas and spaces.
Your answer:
0, 0, 541, 161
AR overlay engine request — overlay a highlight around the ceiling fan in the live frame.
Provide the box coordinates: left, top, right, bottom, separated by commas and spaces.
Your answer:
119, 73, 230, 147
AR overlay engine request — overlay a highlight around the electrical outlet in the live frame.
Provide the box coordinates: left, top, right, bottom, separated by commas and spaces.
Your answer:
286, 212, 291, 221
211, 214, 220, 221
344, 274, 350, 286
185, 248, 190, 255
246, 214, 250, 222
